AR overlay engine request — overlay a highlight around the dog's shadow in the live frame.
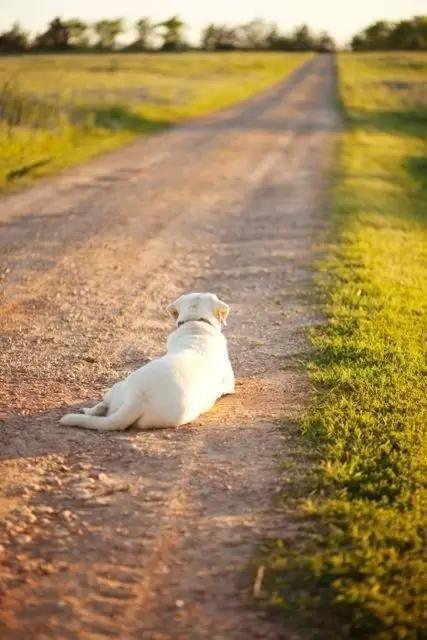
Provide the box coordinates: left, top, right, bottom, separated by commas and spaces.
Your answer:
0, 347, 164, 463
0, 398, 172, 464
0, 388, 241, 464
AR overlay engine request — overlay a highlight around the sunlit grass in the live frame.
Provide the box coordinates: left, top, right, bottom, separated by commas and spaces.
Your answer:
267, 52, 427, 638
0, 52, 309, 189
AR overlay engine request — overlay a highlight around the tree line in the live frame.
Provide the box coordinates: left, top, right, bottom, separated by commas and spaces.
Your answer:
351, 16, 427, 50
0, 15, 425, 54
0, 17, 335, 53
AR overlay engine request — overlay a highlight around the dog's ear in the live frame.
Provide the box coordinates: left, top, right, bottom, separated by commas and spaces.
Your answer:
166, 300, 179, 320
213, 299, 230, 326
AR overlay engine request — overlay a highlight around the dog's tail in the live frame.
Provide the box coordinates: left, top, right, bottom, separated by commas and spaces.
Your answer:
60, 401, 141, 431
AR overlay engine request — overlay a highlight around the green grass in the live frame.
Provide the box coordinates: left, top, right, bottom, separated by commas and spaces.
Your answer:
0, 52, 309, 190
267, 53, 427, 638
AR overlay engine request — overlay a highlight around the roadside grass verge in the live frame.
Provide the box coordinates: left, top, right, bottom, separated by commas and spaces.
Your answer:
267, 52, 427, 638
0, 52, 309, 190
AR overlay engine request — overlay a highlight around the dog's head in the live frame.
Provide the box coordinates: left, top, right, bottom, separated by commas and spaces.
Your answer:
166, 292, 230, 331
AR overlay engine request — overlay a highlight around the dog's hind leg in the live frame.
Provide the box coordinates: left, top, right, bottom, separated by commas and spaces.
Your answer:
60, 401, 140, 431
83, 388, 112, 416
83, 401, 107, 416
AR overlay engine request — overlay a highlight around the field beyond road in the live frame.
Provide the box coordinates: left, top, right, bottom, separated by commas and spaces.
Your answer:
0, 52, 308, 190
267, 52, 427, 638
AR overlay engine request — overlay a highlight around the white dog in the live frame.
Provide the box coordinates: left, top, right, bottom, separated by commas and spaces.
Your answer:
60, 292, 235, 431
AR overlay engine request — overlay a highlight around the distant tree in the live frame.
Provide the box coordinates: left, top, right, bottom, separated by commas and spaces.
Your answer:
34, 17, 70, 50
350, 15, 427, 50
127, 18, 156, 50
388, 19, 414, 49
201, 24, 219, 50
315, 31, 336, 52
65, 18, 89, 49
350, 19, 392, 50
389, 16, 427, 49
159, 16, 186, 51
93, 19, 123, 50
201, 20, 334, 52
237, 19, 274, 49
265, 24, 280, 48
410, 15, 427, 48
201, 24, 215, 50
201, 24, 237, 50
292, 24, 315, 51
0, 22, 28, 53
364, 20, 393, 49
267, 31, 294, 51
350, 34, 366, 51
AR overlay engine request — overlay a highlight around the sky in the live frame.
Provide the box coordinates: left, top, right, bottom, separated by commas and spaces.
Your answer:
1, 0, 426, 46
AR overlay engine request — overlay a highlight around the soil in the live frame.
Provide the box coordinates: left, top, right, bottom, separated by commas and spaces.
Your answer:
0, 55, 339, 640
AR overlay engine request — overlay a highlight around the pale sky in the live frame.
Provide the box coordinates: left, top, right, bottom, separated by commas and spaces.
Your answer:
1, 0, 426, 46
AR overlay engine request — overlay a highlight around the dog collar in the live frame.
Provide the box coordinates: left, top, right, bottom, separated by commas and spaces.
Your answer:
177, 317, 216, 329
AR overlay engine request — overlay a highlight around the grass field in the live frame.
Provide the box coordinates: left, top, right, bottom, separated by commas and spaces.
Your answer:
0, 52, 308, 190
268, 53, 427, 638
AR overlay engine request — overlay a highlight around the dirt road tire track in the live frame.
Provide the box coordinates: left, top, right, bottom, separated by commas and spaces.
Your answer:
0, 56, 339, 639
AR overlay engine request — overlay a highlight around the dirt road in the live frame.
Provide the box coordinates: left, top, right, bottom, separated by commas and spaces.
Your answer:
0, 56, 338, 639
